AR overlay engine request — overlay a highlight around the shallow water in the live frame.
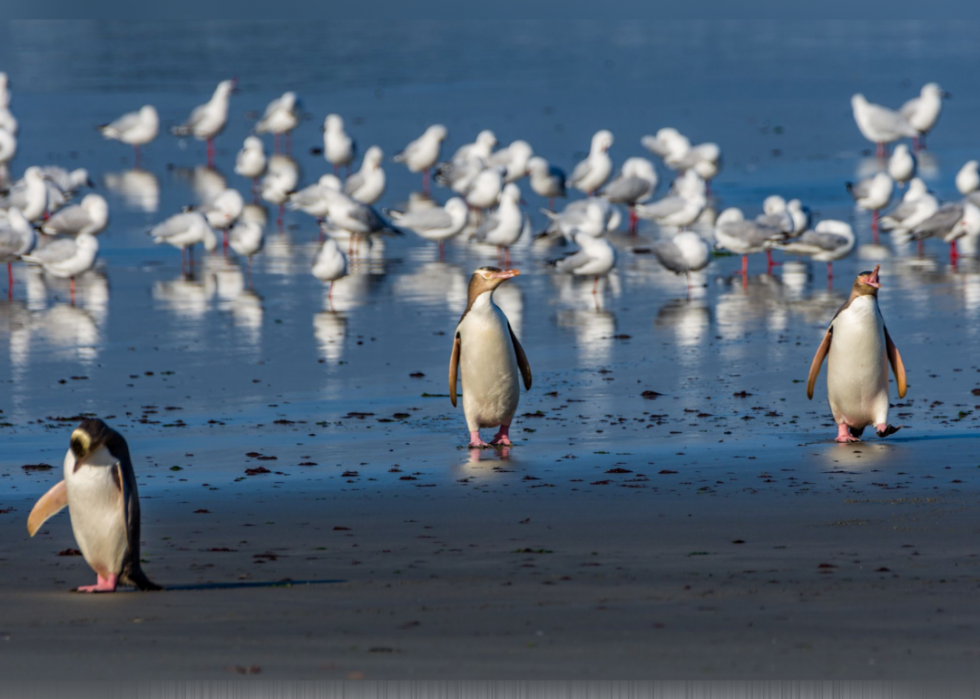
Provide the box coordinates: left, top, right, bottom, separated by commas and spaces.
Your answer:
2, 20, 980, 504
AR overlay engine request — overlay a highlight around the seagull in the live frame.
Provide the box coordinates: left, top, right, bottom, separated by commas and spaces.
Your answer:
643, 129, 722, 194
641, 128, 690, 161
762, 195, 810, 236
170, 79, 236, 167
260, 155, 300, 227
634, 171, 706, 231
436, 130, 497, 194
526, 156, 566, 209
0, 72, 10, 110
99, 105, 158, 166
568, 130, 613, 196
956, 160, 979, 199
880, 178, 938, 237
487, 140, 534, 184
0, 166, 48, 221
464, 166, 505, 210
202, 188, 244, 250
651, 230, 711, 290
851, 93, 918, 158
149, 211, 218, 273
40, 194, 109, 237
552, 231, 617, 295
900, 83, 951, 150
323, 114, 355, 174
344, 146, 386, 205
601, 157, 658, 234
713, 208, 787, 275
319, 191, 396, 252
389, 197, 468, 258
394, 124, 448, 194
540, 199, 608, 241
311, 237, 348, 300
888, 144, 916, 186
473, 183, 530, 266
22, 232, 99, 304
235, 136, 267, 189
775, 220, 855, 282
0, 208, 34, 296
912, 202, 980, 264
288, 173, 343, 220
846, 172, 894, 243
255, 91, 300, 151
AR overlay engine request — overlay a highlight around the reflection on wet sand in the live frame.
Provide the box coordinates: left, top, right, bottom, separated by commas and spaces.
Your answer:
313, 308, 347, 365
103, 169, 160, 213
392, 260, 468, 315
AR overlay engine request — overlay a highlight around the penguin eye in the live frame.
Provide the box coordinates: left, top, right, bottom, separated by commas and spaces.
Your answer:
70, 437, 85, 457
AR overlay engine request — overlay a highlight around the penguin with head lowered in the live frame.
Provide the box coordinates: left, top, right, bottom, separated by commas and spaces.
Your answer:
449, 267, 532, 448
807, 265, 907, 443
27, 419, 160, 592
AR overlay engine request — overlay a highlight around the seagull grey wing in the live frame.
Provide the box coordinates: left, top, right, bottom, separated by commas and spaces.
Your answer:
800, 230, 848, 252
553, 248, 592, 273
108, 110, 142, 134
348, 204, 386, 233
568, 158, 591, 186
0, 229, 22, 258
473, 212, 500, 241
486, 149, 511, 168
913, 203, 964, 240
899, 97, 919, 123
343, 172, 366, 197
397, 207, 453, 232
29, 238, 78, 264
44, 205, 91, 235
603, 176, 648, 204
636, 196, 685, 220
651, 238, 686, 273
867, 104, 917, 137
150, 213, 196, 241
641, 135, 670, 157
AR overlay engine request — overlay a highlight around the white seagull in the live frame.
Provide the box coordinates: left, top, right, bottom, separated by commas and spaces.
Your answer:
40, 194, 109, 238
887, 144, 916, 186
344, 146, 386, 205
149, 211, 218, 272
487, 140, 534, 184
900, 83, 950, 149
851, 93, 918, 158
880, 178, 938, 237
552, 231, 617, 295
323, 114, 355, 173
912, 202, 980, 264
100, 105, 158, 166
22, 232, 99, 304
846, 172, 894, 241
568, 130, 613, 195
394, 124, 448, 193
526, 156, 566, 209
775, 220, 855, 282
389, 197, 468, 257
473, 183, 530, 265
170, 79, 236, 166
256, 91, 300, 146
651, 230, 711, 289
312, 237, 348, 300
235, 136, 267, 186
601, 157, 658, 234
0, 208, 34, 295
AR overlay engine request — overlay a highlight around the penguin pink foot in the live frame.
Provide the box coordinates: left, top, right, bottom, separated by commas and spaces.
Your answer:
835, 423, 860, 443
491, 424, 512, 446
876, 424, 901, 438
75, 573, 118, 593
468, 431, 491, 449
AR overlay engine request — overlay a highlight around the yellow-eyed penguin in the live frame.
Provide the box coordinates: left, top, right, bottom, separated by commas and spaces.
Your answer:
806, 265, 907, 443
449, 267, 532, 448
27, 419, 160, 592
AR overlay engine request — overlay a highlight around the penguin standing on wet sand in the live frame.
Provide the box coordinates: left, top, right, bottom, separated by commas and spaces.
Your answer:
449, 267, 532, 448
27, 419, 161, 592
806, 265, 907, 443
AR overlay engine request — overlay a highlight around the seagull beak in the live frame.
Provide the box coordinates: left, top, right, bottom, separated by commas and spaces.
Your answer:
491, 269, 520, 280
866, 264, 881, 288
942, 90, 953, 98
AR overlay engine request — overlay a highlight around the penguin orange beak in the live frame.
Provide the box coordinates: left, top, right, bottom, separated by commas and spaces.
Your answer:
490, 269, 520, 280
866, 264, 881, 288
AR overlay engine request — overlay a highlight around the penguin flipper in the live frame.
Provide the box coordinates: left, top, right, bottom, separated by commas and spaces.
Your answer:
807, 328, 833, 400
508, 322, 532, 391
27, 480, 68, 537
884, 326, 907, 398
449, 333, 461, 407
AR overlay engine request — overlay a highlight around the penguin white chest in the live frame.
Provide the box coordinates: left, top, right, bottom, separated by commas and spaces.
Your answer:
65, 447, 128, 578
457, 298, 521, 430
827, 296, 890, 428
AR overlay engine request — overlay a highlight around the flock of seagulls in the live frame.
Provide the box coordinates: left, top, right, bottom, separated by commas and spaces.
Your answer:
2, 74, 975, 314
